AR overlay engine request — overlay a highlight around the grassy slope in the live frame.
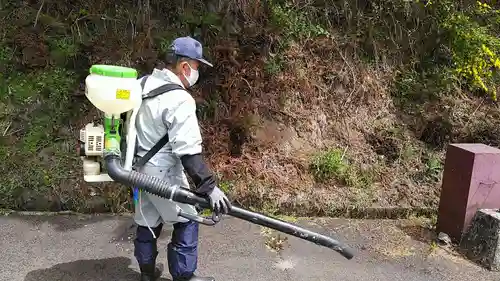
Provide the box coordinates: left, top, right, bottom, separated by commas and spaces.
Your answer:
1, 0, 499, 216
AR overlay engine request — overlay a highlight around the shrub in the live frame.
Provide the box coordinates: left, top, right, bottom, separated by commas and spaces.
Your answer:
439, 1, 500, 100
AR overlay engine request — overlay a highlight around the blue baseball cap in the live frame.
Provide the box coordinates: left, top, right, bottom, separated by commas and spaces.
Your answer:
170, 36, 213, 67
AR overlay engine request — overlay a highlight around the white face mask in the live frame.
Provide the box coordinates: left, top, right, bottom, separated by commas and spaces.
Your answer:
182, 63, 199, 87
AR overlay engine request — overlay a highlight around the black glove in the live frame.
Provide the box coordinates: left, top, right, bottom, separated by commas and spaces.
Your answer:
207, 186, 231, 215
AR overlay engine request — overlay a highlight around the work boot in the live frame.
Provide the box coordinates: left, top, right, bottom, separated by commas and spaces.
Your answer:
139, 263, 163, 281
173, 274, 215, 281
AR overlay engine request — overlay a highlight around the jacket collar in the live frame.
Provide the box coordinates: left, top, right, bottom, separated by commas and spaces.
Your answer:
150, 68, 186, 89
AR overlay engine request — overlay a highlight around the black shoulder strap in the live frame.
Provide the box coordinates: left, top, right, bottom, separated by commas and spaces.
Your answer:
133, 131, 172, 169
140, 75, 185, 100
132, 75, 186, 170
140, 75, 149, 89
143, 84, 185, 100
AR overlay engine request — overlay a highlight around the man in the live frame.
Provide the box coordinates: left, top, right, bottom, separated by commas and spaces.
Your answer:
133, 36, 231, 281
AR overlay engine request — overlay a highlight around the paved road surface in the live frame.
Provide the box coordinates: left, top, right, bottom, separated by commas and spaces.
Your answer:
1, 213, 498, 281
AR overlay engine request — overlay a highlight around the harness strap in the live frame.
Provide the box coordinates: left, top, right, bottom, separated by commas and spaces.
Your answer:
132, 75, 185, 169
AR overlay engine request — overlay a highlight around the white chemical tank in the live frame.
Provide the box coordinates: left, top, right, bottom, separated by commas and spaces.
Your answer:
85, 65, 142, 116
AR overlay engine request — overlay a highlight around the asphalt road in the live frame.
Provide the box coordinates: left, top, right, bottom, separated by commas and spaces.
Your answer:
0, 213, 498, 281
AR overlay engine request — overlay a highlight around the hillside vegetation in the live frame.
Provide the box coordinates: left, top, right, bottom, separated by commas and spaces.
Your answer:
1, 0, 499, 216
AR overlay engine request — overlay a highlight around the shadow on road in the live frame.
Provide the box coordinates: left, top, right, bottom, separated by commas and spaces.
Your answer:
397, 224, 437, 244
10, 213, 175, 241
110, 220, 173, 244
23, 257, 171, 281
109, 219, 138, 243
9, 213, 125, 232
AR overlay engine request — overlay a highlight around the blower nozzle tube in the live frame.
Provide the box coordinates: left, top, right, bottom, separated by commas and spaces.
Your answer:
105, 154, 355, 260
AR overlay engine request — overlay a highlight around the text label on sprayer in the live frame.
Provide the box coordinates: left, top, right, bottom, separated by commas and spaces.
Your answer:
116, 89, 131, 100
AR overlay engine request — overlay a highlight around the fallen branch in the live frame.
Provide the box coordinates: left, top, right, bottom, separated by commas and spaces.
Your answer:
33, 0, 45, 28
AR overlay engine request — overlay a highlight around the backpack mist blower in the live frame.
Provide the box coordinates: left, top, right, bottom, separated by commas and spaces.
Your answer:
77, 64, 355, 260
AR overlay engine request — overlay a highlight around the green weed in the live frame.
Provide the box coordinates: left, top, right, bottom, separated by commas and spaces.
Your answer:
49, 37, 79, 57
264, 56, 285, 76
275, 215, 298, 223
196, 91, 221, 121
0, 44, 14, 66
310, 148, 375, 189
392, 67, 456, 113
310, 148, 348, 183
424, 153, 443, 181
219, 180, 233, 194
269, 1, 329, 45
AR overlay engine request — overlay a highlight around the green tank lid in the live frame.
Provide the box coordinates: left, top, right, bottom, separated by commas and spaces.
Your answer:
89, 65, 138, 78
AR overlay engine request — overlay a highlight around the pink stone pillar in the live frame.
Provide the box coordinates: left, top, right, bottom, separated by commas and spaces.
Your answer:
437, 143, 500, 243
